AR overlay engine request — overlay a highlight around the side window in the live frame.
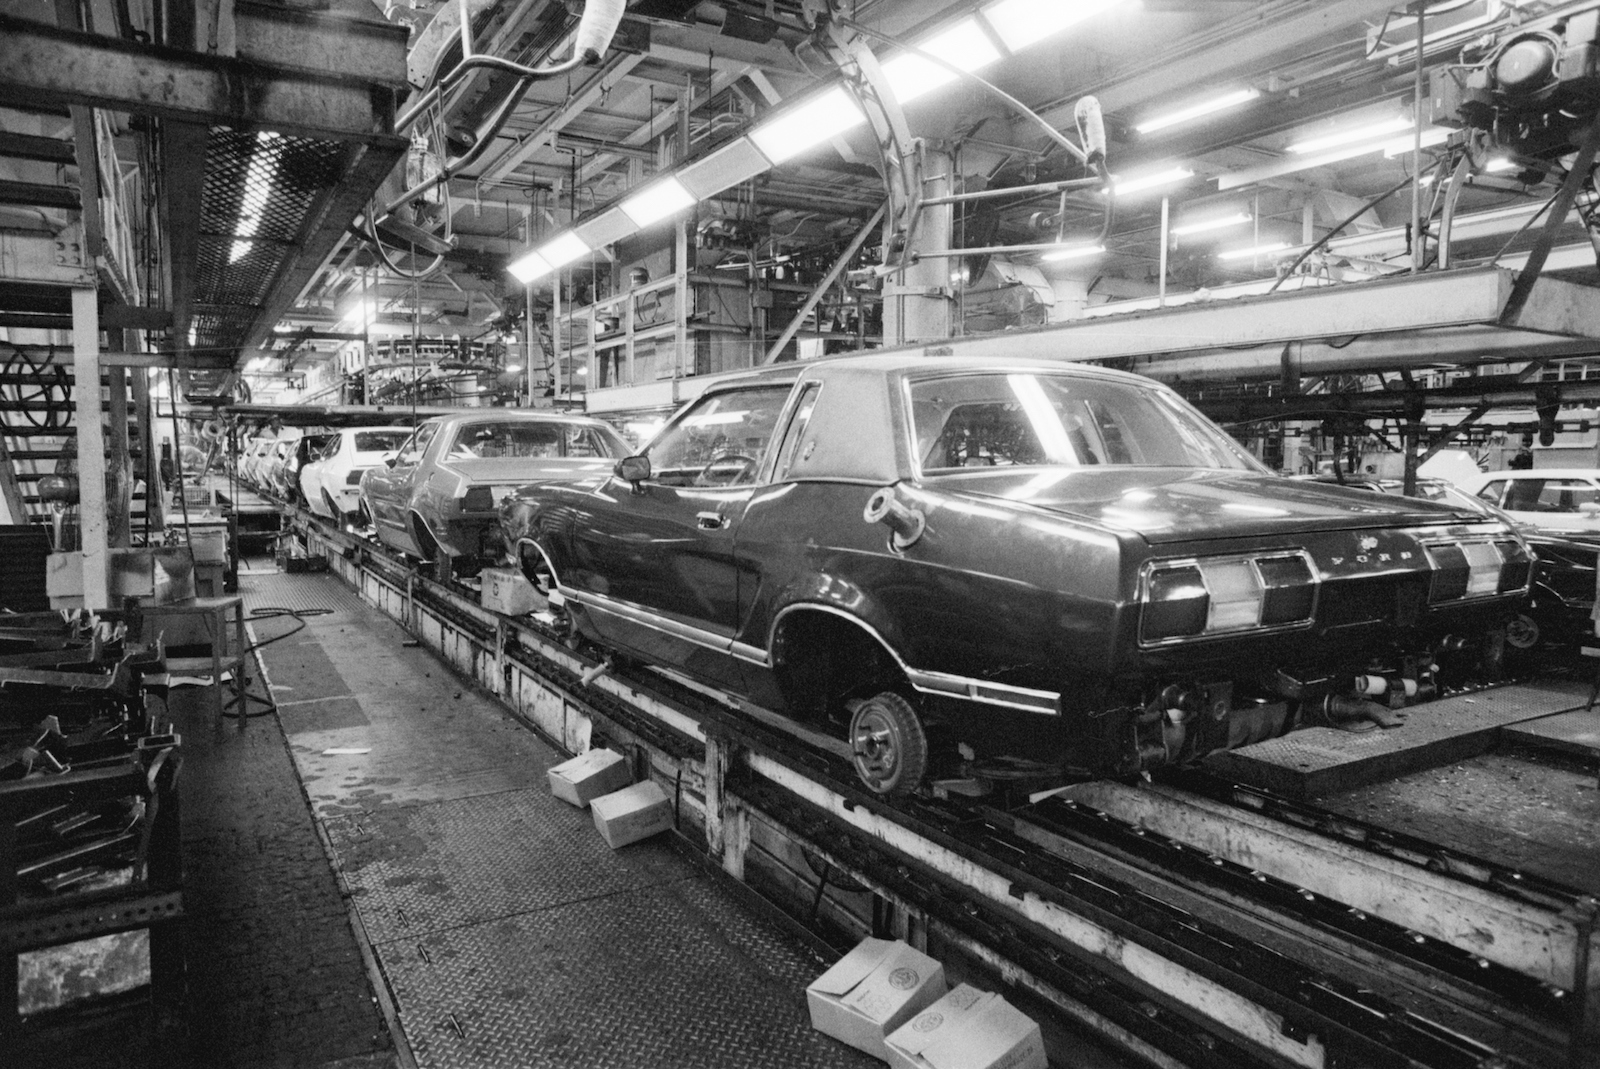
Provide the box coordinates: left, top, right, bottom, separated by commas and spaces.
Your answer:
645, 385, 795, 487
1475, 480, 1506, 506
396, 423, 438, 466
1536, 479, 1600, 512
772, 383, 821, 481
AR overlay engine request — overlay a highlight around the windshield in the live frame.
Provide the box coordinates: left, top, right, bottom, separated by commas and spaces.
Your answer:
445, 420, 627, 460
910, 373, 1263, 474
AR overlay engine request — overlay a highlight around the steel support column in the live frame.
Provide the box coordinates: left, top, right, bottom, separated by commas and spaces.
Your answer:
72, 288, 108, 609
886, 148, 952, 347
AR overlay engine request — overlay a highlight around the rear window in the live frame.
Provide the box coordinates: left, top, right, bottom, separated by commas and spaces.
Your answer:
355, 431, 410, 453
447, 421, 626, 460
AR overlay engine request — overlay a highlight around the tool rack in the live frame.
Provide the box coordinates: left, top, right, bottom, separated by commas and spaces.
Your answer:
0, 610, 183, 1044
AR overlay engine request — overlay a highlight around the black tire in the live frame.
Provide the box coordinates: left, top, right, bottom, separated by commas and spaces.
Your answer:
848, 691, 928, 796
1504, 612, 1542, 651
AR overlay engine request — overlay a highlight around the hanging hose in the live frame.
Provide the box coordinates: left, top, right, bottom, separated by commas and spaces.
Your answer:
1, 342, 72, 430
219, 606, 334, 719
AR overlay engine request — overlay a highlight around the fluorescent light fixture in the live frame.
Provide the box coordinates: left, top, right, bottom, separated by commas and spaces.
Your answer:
881, 18, 1002, 104
1040, 243, 1106, 262
1485, 156, 1517, 173
538, 232, 591, 269
1112, 166, 1194, 196
620, 177, 696, 227
1171, 211, 1252, 237
503, 364, 522, 373
507, 250, 552, 284
1380, 126, 1452, 157
340, 299, 378, 329
1218, 241, 1289, 261
982, 0, 1128, 53
1136, 89, 1260, 135
1288, 116, 1412, 154
574, 207, 641, 249
750, 87, 867, 164
679, 138, 772, 199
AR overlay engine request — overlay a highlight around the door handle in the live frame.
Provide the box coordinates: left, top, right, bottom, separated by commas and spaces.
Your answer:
696, 512, 728, 531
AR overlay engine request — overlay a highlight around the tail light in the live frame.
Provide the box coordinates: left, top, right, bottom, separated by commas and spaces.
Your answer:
1425, 539, 1526, 602
345, 469, 364, 485
1141, 552, 1317, 645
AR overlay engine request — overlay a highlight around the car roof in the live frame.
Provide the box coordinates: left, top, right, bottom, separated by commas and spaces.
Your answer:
430, 409, 616, 429
695, 351, 1153, 393
1475, 468, 1600, 478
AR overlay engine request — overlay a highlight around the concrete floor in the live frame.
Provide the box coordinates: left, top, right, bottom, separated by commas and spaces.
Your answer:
230, 568, 874, 1069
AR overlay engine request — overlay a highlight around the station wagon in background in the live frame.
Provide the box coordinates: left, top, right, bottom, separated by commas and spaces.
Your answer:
1459, 468, 1600, 533
499, 354, 1532, 795
361, 410, 630, 578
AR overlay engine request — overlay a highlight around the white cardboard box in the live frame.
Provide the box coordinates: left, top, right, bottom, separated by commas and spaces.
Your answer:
885, 984, 1046, 1069
547, 748, 632, 808
806, 938, 947, 1061
480, 566, 540, 615
589, 780, 673, 848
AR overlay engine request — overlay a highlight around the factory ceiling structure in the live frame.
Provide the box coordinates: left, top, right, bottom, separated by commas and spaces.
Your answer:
4, 0, 1600, 419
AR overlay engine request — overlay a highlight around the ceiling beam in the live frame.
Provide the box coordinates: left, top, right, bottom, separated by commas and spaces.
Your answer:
0, 15, 403, 144
475, 50, 647, 187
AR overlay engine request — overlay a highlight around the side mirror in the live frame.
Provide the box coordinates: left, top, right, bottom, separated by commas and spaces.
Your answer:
384, 456, 398, 468
615, 454, 650, 485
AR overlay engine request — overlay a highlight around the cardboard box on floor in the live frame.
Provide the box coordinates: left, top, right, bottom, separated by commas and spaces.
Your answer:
548, 748, 632, 808
885, 983, 1046, 1069
806, 937, 946, 1061
590, 780, 673, 848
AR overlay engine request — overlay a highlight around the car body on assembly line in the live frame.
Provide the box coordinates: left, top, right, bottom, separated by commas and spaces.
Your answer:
237, 437, 277, 487
1460, 468, 1600, 534
302, 426, 412, 521
362, 410, 629, 577
500, 354, 1533, 796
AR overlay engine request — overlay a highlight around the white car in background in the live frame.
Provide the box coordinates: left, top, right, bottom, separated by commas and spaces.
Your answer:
238, 437, 277, 487
300, 426, 413, 521
1460, 468, 1600, 533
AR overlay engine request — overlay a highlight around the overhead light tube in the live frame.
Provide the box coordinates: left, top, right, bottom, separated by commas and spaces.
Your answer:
750, 87, 867, 164
1218, 241, 1289, 261
1040, 243, 1106, 262
507, 251, 552, 284
537, 232, 590, 269
620, 177, 696, 227
1112, 166, 1194, 196
1136, 89, 1260, 135
1288, 116, 1412, 155
1171, 211, 1252, 237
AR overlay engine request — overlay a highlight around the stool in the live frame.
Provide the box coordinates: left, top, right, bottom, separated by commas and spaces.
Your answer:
145, 595, 247, 718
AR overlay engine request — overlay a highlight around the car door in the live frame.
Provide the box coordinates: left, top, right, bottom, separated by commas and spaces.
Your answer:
568, 383, 796, 688
367, 422, 439, 552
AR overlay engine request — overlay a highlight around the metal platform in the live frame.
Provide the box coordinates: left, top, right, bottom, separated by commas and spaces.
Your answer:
240, 570, 874, 1069
1205, 679, 1592, 799
1502, 706, 1600, 759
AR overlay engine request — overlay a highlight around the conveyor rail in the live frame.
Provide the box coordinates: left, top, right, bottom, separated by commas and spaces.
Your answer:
279, 505, 1598, 1069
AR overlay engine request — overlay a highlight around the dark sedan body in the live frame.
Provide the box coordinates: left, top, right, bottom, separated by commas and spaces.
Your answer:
501, 355, 1531, 794
362, 410, 629, 577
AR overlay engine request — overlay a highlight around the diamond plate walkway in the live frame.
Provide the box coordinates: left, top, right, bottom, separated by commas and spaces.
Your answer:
241, 570, 872, 1069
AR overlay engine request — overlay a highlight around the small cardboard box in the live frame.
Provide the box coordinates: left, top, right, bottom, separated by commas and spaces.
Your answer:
480, 566, 540, 615
548, 748, 632, 808
590, 780, 673, 848
806, 938, 947, 1061
885, 984, 1046, 1069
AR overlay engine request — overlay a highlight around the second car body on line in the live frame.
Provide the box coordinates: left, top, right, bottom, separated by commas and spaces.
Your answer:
362, 410, 629, 576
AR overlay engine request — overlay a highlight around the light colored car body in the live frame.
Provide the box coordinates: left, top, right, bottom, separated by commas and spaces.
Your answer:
1459, 468, 1600, 533
360, 411, 628, 566
238, 437, 277, 486
301, 426, 412, 519
260, 434, 302, 498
